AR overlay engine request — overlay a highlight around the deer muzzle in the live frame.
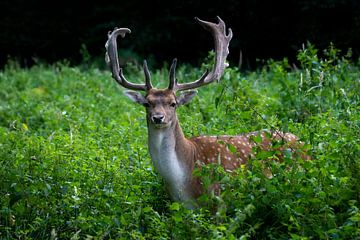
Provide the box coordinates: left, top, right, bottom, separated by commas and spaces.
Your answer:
151, 114, 165, 125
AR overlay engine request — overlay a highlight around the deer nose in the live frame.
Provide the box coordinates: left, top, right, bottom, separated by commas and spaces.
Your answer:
152, 114, 165, 124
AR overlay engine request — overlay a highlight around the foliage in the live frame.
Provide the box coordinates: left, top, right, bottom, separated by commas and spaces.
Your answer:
0, 45, 359, 239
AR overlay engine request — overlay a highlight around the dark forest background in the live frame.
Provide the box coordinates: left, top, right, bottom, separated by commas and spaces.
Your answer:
1, 0, 360, 69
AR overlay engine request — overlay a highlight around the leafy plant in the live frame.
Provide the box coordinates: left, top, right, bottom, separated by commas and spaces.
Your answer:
0, 44, 359, 239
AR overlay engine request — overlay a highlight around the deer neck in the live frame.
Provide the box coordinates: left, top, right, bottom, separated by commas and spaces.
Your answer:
147, 116, 195, 201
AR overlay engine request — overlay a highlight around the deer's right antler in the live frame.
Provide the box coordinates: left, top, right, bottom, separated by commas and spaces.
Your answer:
105, 28, 153, 91
168, 16, 233, 92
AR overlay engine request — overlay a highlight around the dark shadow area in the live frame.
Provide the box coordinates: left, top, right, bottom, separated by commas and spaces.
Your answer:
1, 0, 359, 69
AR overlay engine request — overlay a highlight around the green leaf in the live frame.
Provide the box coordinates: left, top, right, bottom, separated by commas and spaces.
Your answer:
142, 206, 152, 213
227, 143, 237, 154
170, 202, 180, 211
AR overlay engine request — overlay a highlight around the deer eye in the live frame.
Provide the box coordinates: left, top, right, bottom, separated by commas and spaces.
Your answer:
170, 102, 176, 108
143, 102, 150, 108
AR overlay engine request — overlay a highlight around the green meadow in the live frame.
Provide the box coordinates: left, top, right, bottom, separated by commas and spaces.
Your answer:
1, 44, 359, 239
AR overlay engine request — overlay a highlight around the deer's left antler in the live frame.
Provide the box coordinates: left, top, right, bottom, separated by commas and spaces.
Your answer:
168, 16, 233, 92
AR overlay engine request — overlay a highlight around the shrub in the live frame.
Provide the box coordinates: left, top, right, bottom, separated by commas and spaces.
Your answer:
0, 44, 359, 239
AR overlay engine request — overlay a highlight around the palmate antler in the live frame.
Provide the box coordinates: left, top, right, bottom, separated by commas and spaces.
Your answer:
105, 17, 232, 92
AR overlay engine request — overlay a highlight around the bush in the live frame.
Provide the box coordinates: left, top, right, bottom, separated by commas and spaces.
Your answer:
0, 44, 359, 239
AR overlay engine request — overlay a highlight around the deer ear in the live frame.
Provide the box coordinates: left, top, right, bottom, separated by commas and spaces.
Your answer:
124, 91, 148, 105
177, 90, 197, 106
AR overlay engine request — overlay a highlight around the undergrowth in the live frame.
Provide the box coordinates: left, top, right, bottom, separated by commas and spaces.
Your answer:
0, 44, 359, 239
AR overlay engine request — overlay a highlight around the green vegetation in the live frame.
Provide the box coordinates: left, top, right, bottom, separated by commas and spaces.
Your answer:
1, 44, 359, 239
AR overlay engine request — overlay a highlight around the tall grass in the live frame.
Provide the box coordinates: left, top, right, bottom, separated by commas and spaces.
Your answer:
0, 45, 359, 239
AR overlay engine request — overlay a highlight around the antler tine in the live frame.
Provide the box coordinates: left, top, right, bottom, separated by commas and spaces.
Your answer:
143, 60, 153, 89
173, 16, 233, 92
169, 58, 210, 91
168, 58, 177, 90
172, 69, 210, 91
105, 28, 149, 91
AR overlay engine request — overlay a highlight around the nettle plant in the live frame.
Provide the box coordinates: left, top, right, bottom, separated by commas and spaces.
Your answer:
105, 17, 308, 208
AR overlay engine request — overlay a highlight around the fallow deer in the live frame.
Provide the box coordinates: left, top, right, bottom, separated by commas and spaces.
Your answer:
105, 17, 306, 207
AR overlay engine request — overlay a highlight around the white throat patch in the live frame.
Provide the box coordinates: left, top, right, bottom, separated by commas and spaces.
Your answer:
148, 126, 190, 201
